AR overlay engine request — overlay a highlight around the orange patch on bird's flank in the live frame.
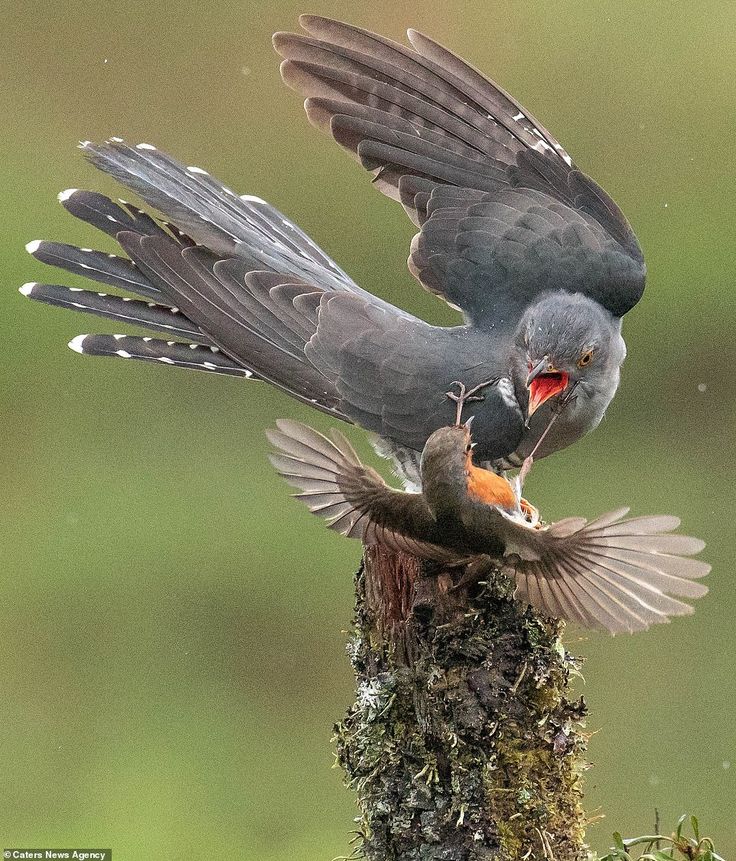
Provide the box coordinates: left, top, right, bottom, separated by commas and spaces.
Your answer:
466, 463, 517, 511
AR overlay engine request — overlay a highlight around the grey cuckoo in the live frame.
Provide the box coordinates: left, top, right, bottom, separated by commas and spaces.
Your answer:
20, 16, 646, 481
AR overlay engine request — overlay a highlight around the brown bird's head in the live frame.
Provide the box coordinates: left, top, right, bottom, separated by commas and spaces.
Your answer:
420, 423, 519, 514
420, 425, 471, 480
419, 425, 473, 512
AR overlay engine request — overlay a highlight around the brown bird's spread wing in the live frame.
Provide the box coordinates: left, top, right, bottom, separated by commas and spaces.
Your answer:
274, 16, 646, 324
498, 508, 710, 634
267, 419, 460, 562
268, 420, 709, 635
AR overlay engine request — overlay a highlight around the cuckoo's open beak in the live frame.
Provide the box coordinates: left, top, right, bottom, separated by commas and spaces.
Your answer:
526, 357, 570, 417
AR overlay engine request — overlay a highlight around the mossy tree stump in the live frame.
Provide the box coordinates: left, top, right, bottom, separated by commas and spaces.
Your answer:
334, 545, 589, 860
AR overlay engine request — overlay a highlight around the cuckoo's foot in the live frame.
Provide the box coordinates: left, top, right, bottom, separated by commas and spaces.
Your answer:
446, 377, 500, 426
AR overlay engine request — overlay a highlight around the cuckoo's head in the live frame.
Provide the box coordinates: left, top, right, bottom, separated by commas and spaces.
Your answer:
517, 292, 625, 417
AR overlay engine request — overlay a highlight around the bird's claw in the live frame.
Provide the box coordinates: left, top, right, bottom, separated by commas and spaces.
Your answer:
446, 378, 499, 426
519, 497, 541, 527
446, 381, 486, 404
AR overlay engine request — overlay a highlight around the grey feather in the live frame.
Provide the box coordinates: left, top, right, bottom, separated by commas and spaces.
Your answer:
67, 333, 254, 377
22, 283, 213, 343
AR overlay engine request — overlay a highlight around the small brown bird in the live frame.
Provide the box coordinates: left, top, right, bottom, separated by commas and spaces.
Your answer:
267, 420, 709, 634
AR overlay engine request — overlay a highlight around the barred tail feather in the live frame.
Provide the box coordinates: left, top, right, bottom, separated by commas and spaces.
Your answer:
58, 188, 172, 242
80, 139, 358, 291
20, 283, 213, 343
26, 239, 162, 299
67, 334, 254, 378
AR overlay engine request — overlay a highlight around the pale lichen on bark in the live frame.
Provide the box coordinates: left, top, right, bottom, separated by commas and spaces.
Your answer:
334, 545, 589, 860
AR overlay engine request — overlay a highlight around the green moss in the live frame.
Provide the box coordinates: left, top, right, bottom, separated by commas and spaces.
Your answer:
335, 552, 589, 860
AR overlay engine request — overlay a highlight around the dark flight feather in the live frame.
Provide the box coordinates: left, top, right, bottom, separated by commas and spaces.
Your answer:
275, 17, 646, 321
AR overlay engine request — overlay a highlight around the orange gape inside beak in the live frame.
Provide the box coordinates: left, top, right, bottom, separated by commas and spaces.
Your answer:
528, 371, 569, 417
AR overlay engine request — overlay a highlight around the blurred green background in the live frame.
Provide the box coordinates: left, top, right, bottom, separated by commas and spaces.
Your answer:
1, 0, 735, 856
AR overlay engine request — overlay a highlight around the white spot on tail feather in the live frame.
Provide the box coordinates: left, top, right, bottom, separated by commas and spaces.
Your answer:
25, 240, 42, 254
158, 357, 175, 364
19, 282, 36, 296
115, 350, 132, 358
240, 194, 266, 205
58, 188, 78, 203
68, 335, 88, 354
532, 139, 554, 154
136, 143, 156, 151
186, 165, 209, 175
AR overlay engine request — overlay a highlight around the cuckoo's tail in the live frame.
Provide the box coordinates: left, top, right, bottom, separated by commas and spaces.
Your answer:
20, 141, 365, 417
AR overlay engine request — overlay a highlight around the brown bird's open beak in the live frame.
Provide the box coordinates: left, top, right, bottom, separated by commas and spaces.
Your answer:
526, 357, 570, 417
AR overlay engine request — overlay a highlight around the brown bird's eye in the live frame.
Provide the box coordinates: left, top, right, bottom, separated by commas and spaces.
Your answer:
577, 349, 594, 368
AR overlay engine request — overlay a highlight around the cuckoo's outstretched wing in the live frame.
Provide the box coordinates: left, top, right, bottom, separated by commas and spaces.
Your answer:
275, 16, 646, 324
408, 181, 646, 326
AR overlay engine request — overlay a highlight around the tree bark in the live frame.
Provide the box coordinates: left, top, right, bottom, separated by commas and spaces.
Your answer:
334, 545, 589, 860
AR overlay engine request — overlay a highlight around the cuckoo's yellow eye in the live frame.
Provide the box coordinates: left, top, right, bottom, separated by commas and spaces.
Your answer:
577, 349, 594, 368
